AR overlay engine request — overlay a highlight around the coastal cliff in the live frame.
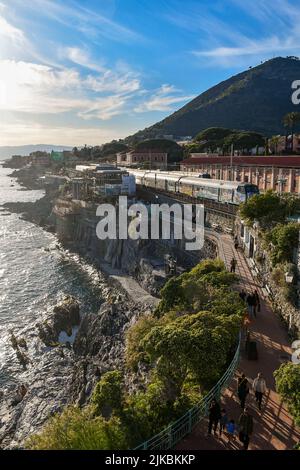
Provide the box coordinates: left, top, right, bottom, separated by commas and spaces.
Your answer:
0, 166, 217, 448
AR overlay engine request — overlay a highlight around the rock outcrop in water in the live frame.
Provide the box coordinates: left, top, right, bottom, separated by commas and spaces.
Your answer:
68, 295, 147, 406
37, 296, 80, 346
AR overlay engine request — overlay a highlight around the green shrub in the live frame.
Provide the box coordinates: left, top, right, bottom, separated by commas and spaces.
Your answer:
239, 191, 300, 228
26, 406, 128, 450
271, 266, 286, 286
155, 259, 236, 317
274, 363, 300, 427
141, 311, 241, 392
264, 223, 299, 266
91, 370, 124, 417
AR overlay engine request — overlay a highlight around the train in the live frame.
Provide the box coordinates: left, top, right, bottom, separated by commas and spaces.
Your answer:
127, 169, 259, 205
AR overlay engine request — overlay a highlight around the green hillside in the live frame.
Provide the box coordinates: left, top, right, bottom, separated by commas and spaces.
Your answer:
127, 57, 300, 141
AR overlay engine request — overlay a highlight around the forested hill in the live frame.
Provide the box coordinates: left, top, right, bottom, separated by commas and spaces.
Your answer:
127, 57, 300, 142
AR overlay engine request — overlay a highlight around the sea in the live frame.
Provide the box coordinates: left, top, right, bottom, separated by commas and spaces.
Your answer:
0, 162, 103, 388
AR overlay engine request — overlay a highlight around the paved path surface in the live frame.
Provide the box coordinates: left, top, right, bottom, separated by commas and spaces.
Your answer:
177, 233, 300, 451
99, 261, 160, 308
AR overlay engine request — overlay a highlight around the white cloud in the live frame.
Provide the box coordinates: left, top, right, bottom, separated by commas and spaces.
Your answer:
0, 60, 83, 114
193, 36, 297, 59
85, 73, 140, 94
167, 0, 300, 67
0, 14, 25, 43
14, 0, 142, 44
0, 59, 139, 119
64, 47, 141, 94
135, 84, 194, 112
64, 47, 105, 73
78, 95, 129, 121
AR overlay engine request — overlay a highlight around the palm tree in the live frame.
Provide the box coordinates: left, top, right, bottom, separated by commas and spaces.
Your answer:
269, 135, 281, 155
283, 112, 300, 152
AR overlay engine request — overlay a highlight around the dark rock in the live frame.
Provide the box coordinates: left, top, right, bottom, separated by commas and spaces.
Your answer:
37, 296, 80, 346
53, 296, 80, 333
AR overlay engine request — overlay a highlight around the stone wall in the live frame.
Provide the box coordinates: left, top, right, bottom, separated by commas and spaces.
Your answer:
205, 211, 235, 232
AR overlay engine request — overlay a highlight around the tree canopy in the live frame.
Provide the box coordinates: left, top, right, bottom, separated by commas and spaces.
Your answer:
194, 127, 233, 144
264, 222, 300, 265
239, 191, 300, 228
189, 127, 265, 155
274, 363, 300, 428
223, 131, 265, 151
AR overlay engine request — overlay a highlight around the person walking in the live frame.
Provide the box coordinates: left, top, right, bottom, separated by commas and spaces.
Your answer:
238, 407, 253, 450
243, 310, 251, 336
254, 290, 260, 313
252, 373, 267, 411
230, 257, 237, 273
207, 398, 221, 436
246, 293, 255, 319
234, 236, 239, 250
237, 374, 249, 410
219, 408, 228, 437
226, 419, 236, 443
239, 290, 247, 302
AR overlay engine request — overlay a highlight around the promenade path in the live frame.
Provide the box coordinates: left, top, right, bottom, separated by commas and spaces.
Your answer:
177, 233, 300, 451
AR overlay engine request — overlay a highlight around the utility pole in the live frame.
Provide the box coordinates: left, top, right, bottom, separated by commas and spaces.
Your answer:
230, 144, 234, 181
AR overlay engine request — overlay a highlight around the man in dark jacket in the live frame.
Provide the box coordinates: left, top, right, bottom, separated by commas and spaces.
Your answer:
230, 258, 237, 273
207, 398, 221, 436
237, 374, 249, 410
238, 407, 254, 450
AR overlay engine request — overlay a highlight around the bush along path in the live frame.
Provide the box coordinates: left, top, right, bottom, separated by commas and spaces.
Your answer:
177, 233, 300, 450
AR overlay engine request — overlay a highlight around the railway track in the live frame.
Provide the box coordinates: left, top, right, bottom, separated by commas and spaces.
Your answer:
137, 185, 238, 218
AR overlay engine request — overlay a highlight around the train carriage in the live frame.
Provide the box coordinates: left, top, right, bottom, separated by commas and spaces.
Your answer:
127, 170, 259, 204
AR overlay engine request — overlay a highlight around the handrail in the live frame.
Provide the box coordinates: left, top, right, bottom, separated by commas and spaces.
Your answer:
134, 334, 241, 450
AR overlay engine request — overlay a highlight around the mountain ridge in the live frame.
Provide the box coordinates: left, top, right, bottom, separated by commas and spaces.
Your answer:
126, 57, 300, 142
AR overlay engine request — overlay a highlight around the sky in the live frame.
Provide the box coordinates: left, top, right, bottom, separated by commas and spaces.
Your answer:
1, 0, 300, 147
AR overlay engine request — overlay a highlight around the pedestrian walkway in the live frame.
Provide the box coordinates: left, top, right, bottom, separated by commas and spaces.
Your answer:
177, 233, 300, 450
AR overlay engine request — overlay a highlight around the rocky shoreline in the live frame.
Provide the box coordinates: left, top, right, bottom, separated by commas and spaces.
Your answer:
0, 164, 217, 449
0, 166, 161, 449
0, 246, 157, 448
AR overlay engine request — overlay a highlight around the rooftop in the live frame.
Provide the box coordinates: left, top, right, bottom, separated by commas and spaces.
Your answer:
181, 155, 300, 168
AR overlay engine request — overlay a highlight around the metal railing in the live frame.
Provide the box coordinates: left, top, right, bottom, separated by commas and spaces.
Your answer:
134, 335, 241, 450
